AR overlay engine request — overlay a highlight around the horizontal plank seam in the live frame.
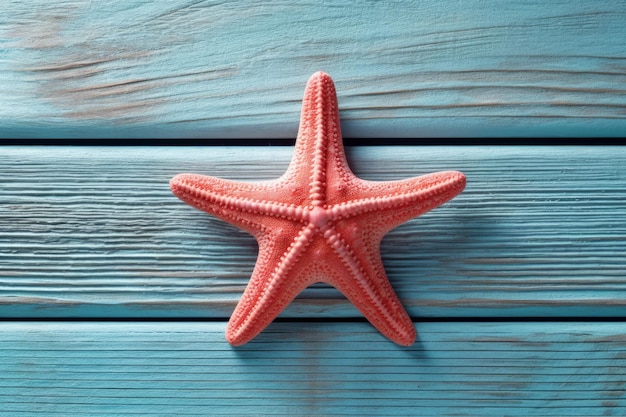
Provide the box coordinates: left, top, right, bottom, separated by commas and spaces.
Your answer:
1, 138, 625, 146
2, 317, 626, 323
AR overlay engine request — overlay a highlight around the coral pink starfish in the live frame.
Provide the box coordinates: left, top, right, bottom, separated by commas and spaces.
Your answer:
170, 72, 465, 346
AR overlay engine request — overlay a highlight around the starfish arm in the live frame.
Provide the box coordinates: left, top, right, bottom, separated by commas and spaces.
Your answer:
284, 72, 352, 207
170, 173, 305, 236
331, 171, 466, 235
226, 225, 320, 346
321, 225, 416, 346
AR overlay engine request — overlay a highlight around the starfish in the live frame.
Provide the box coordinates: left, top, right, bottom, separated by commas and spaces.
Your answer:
170, 72, 465, 346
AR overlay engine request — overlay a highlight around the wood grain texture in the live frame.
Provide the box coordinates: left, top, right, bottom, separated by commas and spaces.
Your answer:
1, 321, 625, 416
1, 146, 625, 318
1, 1, 626, 138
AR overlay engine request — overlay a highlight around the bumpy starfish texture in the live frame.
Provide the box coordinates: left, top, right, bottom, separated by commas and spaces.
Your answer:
170, 72, 465, 346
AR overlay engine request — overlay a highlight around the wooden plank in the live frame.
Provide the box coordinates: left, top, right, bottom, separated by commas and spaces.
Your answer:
1, 146, 625, 318
1, 321, 625, 416
1, 1, 626, 138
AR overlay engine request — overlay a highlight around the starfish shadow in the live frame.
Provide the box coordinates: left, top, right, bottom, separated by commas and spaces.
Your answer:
229, 320, 430, 357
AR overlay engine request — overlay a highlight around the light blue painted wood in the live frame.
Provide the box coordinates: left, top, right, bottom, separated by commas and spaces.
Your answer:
1, 321, 625, 416
1, 146, 625, 318
1, 1, 625, 138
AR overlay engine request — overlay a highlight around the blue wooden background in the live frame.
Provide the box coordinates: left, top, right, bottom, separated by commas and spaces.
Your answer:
1, 1, 626, 416
1, 0, 626, 139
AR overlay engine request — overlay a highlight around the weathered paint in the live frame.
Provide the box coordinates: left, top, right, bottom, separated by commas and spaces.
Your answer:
1, 146, 625, 318
1, 1, 626, 138
1, 2, 625, 414
1, 321, 625, 416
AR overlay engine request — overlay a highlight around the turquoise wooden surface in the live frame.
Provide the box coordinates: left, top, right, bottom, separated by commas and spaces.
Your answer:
2, 146, 625, 415
2, 146, 625, 318
1, 0, 626, 138
2, 322, 625, 416
2, 1, 626, 415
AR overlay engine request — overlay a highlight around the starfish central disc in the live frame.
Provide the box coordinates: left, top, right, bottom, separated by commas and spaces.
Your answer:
308, 206, 331, 230
170, 71, 466, 346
